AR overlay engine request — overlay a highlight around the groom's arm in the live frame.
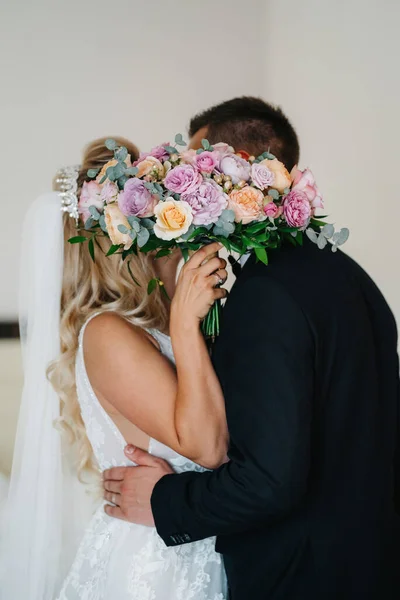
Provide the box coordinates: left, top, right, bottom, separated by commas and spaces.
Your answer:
151, 274, 314, 545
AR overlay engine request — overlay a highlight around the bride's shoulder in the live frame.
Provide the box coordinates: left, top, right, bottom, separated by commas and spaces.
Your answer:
82, 312, 160, 354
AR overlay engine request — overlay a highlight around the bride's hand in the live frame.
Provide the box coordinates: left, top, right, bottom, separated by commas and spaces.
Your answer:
170, 242, 228, 330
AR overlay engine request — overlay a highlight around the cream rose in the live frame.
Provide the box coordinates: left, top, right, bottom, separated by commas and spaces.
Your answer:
104, 203, 133, 249
228, 186, 264, 224
153, 198, 193, 240
260, 158, 291, 193
136, 156, 164, 179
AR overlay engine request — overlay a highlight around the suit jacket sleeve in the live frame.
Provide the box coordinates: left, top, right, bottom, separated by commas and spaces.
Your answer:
151, 274, 314, 546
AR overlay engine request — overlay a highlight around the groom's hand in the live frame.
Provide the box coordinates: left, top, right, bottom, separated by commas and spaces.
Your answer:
103, 445, 174, 526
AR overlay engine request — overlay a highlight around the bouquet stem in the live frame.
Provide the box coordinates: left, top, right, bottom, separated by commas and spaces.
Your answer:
202, 299, 222, 350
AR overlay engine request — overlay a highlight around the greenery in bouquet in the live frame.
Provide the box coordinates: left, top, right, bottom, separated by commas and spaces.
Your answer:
69, 135, 349, 340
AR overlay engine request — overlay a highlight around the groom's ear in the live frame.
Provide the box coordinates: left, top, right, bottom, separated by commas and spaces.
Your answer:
188, 126, 208, 150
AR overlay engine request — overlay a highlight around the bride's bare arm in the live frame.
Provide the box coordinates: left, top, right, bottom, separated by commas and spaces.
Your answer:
83, 243, 229, 469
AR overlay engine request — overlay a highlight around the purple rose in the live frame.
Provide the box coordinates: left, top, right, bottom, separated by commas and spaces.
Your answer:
182, 180, 228, 226
118, 178, 157, 218
251, 163, 275, 190
195, 151, 219, 174
164, 164, 202, 195
136, 143, 170, 163
220, 154, 251, 184
283, 190, 311, 229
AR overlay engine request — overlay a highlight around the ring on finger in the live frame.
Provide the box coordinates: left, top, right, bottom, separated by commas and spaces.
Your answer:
214, 273, 225, 287
112, 494, 117, 505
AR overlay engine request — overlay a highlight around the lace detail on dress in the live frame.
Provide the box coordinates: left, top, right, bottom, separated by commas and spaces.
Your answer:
56, 314, 227, 600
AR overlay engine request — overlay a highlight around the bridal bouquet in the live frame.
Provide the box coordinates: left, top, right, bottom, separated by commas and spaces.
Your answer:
70, 135, 349, 339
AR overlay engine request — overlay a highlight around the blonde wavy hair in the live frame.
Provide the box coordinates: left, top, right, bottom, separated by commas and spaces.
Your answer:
48, 137, 169, 478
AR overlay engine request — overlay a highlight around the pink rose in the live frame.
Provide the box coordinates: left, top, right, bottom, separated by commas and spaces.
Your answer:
182, 180, 228, 225
164, 164, 202, 195
291, 167, 323, 210
137, 143, 170, 162
283, 190, 311, 229
220, 154, 251, 184
100, 181, 119, 204
78, 181, 103, 223
195, 151, 219, 173
264, 201, 283, 219
251, 163, 275, 190
228, 185, 264, 224
118, 178, 158, 218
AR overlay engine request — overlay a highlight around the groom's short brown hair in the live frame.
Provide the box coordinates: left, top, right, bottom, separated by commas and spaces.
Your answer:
189, 97, 300, 171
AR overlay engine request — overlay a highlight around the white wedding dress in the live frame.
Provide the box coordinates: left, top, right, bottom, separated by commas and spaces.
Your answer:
56, 315, 227, 600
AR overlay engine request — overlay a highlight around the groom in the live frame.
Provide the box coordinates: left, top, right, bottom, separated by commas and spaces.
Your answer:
104, 97, 400, 599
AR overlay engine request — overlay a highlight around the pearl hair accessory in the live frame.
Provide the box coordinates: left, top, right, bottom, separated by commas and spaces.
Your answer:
56, 165, 80, 222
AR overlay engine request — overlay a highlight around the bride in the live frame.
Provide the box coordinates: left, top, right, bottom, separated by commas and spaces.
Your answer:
1, 137, 228, 600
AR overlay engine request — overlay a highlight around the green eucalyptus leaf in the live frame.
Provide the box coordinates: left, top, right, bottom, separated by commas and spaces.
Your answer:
89, 205, 101, 220
174, 133, 186, 146
118, 175, 128, 189
141, 218, 155, 230
268, 189, 279, 200
105, 139, 118, 151
196, 148, 204, 155
317, 235, 328, 250
99, 175, 107, 185
306, 228, 318, 244
129, 229, 137, 240
321, 223, 334, 239
99, 215, 107, 233
87, 168, 100, 179
127, 215, 140, 227
220, 209, 235, 223
113, 163, 126, 179
213, 226, 230, 238
84, 217, 95, 230
201, 139, 210, 150
137, 227, 150, 247
336, 227, 350, 245
118, 224, 130, 234
164, 145, 177, 154
68, 236, 88, 244
126, 166, 139, 176
106, 166, 116, 181
115, 147, 128, 162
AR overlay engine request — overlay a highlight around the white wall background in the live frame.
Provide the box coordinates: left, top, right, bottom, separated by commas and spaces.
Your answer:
264, 0, 400, 324
0, 0, 266, 319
